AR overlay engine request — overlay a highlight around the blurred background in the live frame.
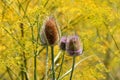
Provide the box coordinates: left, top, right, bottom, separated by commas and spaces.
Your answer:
0, 0, 120, 80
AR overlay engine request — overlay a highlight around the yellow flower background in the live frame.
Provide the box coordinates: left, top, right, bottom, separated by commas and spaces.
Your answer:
0, 0, 120, 80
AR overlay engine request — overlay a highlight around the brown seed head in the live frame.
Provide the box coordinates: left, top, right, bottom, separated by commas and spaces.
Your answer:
40, 16, 60, 46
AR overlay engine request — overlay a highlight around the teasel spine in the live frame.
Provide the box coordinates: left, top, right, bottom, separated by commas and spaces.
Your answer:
40, 16, 61, 80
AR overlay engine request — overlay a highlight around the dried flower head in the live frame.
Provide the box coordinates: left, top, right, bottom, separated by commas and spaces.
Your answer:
40, 16, 60, 46
59, 36, 67, 51
66, 35, 83, 56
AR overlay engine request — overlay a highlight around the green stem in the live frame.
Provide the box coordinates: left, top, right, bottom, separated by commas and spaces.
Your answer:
58, 55, 94, 80
23, 51, 29, 80
21, 60, 24, 80
36, 47, 45, 56
45, 46, 49, 80
7, 67, 13, 80
70, 56, 76, 80
44, 0, 49, 7
34, 51, 37, 80
6, 66, 21, 80
57, 51, 65, 79
51, 46, 55, 80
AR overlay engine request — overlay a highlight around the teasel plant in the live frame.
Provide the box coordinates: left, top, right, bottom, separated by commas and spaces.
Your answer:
40, 16, 61, 80
57, 36, 67, 79
66, 34, 83, 80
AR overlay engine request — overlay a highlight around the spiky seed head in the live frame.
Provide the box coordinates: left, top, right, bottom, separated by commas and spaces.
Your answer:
40, 16, 60, 46
66, 35, 83, 56
59, 36, 67, 51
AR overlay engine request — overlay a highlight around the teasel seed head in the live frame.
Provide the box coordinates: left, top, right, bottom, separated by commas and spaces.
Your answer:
59, 36, 67, 51
66, 35, 83, 56
40, 16, 61, 46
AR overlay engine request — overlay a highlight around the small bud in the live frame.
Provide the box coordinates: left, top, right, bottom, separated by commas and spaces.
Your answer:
40, 16, 60, 46
59, 36, 67, 51
66, 35, 83, 56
